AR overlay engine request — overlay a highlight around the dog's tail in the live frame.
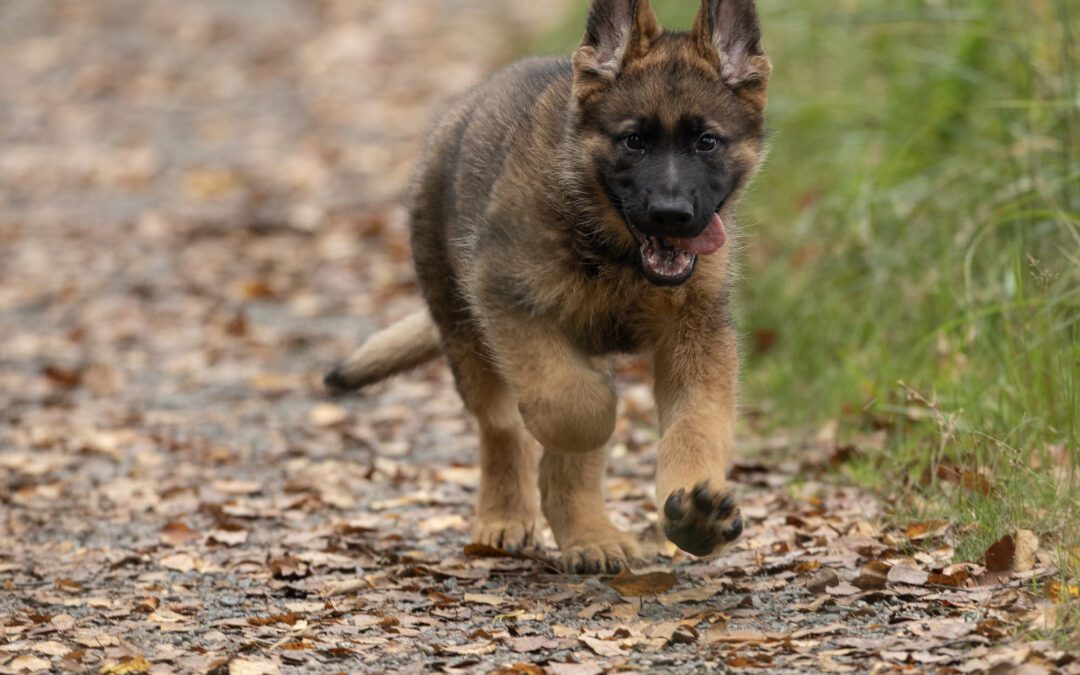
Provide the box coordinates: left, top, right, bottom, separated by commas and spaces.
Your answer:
324, 309, 441, 392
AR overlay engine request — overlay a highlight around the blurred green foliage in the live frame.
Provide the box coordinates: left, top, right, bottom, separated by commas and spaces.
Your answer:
544, 0, 1079, 609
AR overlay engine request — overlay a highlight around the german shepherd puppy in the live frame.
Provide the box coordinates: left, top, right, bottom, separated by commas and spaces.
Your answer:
326, 0, 771, 573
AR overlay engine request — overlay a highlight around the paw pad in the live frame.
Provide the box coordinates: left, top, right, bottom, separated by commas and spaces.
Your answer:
663, 482, 743, 557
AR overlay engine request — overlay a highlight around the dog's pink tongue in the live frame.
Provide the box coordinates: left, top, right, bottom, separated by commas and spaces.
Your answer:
669, 213, 726, 255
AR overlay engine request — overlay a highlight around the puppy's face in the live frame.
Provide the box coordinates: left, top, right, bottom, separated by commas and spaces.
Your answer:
573, 0, 771, 286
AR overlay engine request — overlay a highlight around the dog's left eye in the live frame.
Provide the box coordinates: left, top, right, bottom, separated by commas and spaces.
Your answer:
696, 135, 719, 152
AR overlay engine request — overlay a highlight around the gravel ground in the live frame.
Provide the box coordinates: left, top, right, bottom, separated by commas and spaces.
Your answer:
1, 2, 1074, 674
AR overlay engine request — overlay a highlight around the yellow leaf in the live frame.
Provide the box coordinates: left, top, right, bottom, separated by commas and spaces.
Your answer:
100, 655, 151, 674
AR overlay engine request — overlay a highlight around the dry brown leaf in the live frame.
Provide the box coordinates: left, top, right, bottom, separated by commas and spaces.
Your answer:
927, 568, 970, 587
71, 629, 120, 648
506, 636, 559, 653
147, 609, 186, 624
248, 613, 300, 627
7, 656, 52, 673
208, 527, 249, 546
726, 654, 773, 668
463, 592, 504, 607
269, 555, 308, 580
228, 657, 281, 675
825, 581, 860, 596
1013, 529, 1039, 572
32, 641, 70, 657
853, 560, 890, 590
418, 514, 467, 534
606, 570, 677, 597
100, 656, 152, 674
160, 521, 202, 546
548, 663, 604, 675
705, 628, 783, 644
905, 520, 948, 540
463, 543, 515, 558
806, 569, 840, 594
495, 663, 545, 675
437, 642, 497, 656
985, 534, 1015, 573
160, 553, 197, 573
578, 635, 624, 657
887, 565, 929, 586
308, 403, 348, 427
211, 480, 263, 495
658, 584, 724, 605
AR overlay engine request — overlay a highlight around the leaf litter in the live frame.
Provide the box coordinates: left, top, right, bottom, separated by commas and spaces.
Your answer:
0, 0, 1077, 673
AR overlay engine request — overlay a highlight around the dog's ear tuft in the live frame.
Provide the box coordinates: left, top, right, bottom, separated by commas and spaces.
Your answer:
573, 0, 661, 89
692, 0, 771, 97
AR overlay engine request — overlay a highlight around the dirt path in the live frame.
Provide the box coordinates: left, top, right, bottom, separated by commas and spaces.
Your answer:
0, 2, 1073, 674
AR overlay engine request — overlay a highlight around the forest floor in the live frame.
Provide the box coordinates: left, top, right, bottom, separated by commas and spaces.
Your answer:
0, 1, 1075, 673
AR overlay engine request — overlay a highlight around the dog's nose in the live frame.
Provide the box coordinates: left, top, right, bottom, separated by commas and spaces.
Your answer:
648, 198, 694, 227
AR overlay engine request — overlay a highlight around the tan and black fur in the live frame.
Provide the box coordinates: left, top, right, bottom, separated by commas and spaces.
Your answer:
327, 0, 771, 573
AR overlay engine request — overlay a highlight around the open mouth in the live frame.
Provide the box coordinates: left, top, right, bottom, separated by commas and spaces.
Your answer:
626, 212, 728, 286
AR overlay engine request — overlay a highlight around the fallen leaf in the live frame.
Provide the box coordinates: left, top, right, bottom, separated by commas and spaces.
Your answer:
418, 514, 468, 534
658, 584, 724, 605
495, 663, 545, 675
887, 565, 929, 586
825, 581, 860, 596
578, 635, 623, 657
548, 662, 603, 675
706, 628, 783, 644
269, 555, 308, 580
806, 569, 840, 594
228, 657, 281, 675
606, 570, 677, 597
32, 641, 70, 657
853, 560, 890, 590
100, 655, 152, 674
208, 527, 249, 546
927, 568, 970, 587
985, 534, 1015, 573
248, 613, 300, 627
160, 521, 202, 546
71, 629, 120, 648
905, 520, 948, 540
308, 403, 348, 427
211, 480, 263, 495
160, 553, 197, 573
1013, 529, 1039, 572
506, 636, 559, 653
7, 656, 51, 672
148, 609, 186, 625
437, 642, 497, 656
463, 593, 504, 607
463, 543, 515, 558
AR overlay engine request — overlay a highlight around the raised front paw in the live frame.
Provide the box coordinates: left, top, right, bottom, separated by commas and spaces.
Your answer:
662, 482, 743, 557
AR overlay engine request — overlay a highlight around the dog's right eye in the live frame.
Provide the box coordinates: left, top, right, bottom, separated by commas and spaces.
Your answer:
623, 134, 645, 151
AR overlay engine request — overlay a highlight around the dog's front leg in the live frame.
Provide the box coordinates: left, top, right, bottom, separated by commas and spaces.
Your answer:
653, 319, 743, 557
486, 317, 641, 573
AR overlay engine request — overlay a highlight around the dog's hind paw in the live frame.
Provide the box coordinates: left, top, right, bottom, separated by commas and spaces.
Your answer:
662, 482, 743, 557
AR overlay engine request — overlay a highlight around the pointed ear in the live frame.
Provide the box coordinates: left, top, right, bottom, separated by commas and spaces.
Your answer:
573, 0, 662, 86
692, 0, 771, 94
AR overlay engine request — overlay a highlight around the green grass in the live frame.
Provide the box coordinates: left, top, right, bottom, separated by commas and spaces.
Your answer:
544, 0, 1079, 632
